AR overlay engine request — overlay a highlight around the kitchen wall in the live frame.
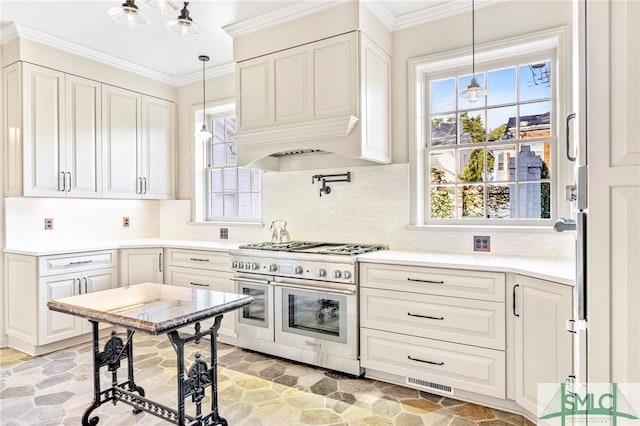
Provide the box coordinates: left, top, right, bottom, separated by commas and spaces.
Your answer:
4, 198, 160, 249
160, 162, 574, 258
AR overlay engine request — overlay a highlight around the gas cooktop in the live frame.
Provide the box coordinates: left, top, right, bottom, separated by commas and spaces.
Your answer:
238, 241, 387, 255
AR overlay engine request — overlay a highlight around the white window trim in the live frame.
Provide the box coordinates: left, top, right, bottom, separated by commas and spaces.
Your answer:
192, 98, 262, 225
408, 26, 572, 228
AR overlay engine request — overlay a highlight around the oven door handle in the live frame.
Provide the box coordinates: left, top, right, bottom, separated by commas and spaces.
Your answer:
232, 277, 272, 286
273, 281, 355, 296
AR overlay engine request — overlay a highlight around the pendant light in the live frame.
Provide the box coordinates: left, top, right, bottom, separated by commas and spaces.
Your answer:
166, 2, 202, 39
108, 0, 150, 28
196, 55, 212, 139
459, 0, 488, 103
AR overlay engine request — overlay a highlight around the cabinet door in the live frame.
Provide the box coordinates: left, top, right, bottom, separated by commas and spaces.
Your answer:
38, 272, 82, 345
514, 276, 572, 415
274, 50, 312, 124
65, 75, 101, 197
313, 32, 358, 118
119, 248, 163, 286
4, 62, 23, 196
237, 59, 273, 129
141, 96, 175, 199
165, 267, 235, 342
81, 267, 118, 333
102, 85, 141, 198
22, 63, 66, 196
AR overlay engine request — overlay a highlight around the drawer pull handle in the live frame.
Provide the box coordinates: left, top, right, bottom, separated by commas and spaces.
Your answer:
513, 284, 520, 317
407, 278, 444, 284
190, 282, 210, 287
408, 313, 444, 321
69, 260, 93, 265
407, 356, 444, 366
190, 258, 210, 262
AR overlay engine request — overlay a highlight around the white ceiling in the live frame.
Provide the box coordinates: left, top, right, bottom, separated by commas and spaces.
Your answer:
0, 0, 490, 85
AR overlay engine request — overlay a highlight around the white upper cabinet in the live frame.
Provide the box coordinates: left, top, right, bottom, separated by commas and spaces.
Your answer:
234, 31, 390, 165
4, 63, 101, 197
102, 85, 175, 199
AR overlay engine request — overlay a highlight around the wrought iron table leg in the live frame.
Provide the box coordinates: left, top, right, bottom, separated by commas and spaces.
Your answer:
167, 315, 227, 426
81, 321, 102, 426
125, 328, 145, 412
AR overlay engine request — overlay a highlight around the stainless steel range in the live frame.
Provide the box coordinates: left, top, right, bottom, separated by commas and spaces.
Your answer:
230, 241, 386, 375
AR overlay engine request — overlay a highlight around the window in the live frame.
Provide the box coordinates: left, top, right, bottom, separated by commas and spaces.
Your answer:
204, 113, 261, 221
410, 30, 569, 226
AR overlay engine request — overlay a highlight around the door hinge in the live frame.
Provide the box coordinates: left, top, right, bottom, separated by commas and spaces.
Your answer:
566, 319, 588, 333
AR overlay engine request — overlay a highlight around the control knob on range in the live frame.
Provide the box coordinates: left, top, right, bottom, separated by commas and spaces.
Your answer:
294, 265, 304, 275
334, 270, 342, 279
232, 261, 238, 268
269, 263, 278, 272
318, 268, 327, 277
251, 262, 259, 270
343, 271, 352, 280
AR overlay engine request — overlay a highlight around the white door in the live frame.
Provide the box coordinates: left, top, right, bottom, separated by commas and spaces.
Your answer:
102, 84, 141, 198
65, 75, 101, 197
514, 276, 572, 415
119, 248, 163, 286
584, 0, 640, 385
141, 96, 175, 199
237, 59, 273, 129
39, 273, 82, 344
22, 63, 66, 196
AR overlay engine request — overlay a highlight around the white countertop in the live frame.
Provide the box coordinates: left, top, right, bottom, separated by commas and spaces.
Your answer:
4, 240, 574, 285
358, 250, 575, 285
3, 239, 242, 256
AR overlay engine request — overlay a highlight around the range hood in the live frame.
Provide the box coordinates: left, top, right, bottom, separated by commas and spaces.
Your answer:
233, 115, 375, 166
227, 2, 393, 168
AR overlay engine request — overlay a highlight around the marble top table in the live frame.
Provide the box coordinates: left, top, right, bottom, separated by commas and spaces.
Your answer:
48, 282, 253, 334
48, 283, 253, 426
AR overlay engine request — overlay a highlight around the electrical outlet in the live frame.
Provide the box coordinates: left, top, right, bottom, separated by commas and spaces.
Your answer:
219, 228, 228, 240
123, 217, 130, 227
473, 236, 490, 252
44, 218, 53, 230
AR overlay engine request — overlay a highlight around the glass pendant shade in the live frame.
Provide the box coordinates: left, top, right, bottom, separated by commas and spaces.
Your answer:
167, 2, 202, 39
459, 0, 487, 102
196, 55, 212, 139
109, 0, 150, 28
460, 76, 488, 103
142, 0, 179, 15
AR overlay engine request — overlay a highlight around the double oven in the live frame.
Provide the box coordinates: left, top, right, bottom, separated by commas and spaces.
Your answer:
230, 242, 385, 376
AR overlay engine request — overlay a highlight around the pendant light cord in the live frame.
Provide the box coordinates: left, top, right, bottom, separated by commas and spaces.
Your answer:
202, 58, 206, 126
472, 0, 475, 77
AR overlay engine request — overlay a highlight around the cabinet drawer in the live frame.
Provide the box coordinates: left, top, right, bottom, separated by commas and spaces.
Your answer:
39, 250, 117, 276
360, 263, 505, 302
361, 328, 505, 398
165, 248, 231, 272
361, 288, 505, 350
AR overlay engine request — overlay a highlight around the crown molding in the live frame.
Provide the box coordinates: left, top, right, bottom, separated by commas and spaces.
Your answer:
223, 0, 348, 38
360, 0, 395, 31
0, 22, 234, 86
391, 0, 510, 31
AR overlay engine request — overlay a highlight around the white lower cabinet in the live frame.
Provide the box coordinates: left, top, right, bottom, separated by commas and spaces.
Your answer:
39, 267, 116, 344
359, 263, 506, 398
4, 250, 117, 355
361, 328, 506, 398
163, 248, 235, 344
119, 248, 163, 286
512, 275, 572, 416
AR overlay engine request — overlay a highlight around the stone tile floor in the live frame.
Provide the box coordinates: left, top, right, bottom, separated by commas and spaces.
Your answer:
0, 333, 533, 425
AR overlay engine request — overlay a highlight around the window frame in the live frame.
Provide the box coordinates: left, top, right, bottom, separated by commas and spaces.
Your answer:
192, 99, 262, 224
408, 27, 572, 228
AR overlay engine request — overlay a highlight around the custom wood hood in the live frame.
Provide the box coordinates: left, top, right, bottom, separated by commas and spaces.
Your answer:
227, 3, 392, 167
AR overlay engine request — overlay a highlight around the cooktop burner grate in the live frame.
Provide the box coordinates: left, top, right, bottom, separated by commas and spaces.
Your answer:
238, 241, 387, 255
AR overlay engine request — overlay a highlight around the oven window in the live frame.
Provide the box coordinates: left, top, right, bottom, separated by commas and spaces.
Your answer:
287, 294, 341, 337
242, 287, 266, 322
